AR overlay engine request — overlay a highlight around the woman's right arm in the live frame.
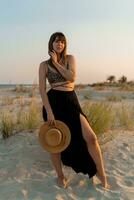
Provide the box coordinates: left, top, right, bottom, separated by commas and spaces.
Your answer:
39, 61, 55, 125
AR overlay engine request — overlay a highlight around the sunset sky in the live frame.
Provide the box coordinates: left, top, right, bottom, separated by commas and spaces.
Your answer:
0, 0, 134, 84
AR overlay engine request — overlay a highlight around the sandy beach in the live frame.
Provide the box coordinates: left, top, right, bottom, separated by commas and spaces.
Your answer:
0, 130, 133, 200
0, 85, 134, 200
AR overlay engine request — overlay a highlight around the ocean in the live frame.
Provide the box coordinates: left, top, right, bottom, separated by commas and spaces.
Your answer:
0, 84, 36, 89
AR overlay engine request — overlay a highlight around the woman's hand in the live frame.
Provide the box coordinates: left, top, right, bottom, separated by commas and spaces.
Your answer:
49, 50, 58, 64
47, 110, 56, 126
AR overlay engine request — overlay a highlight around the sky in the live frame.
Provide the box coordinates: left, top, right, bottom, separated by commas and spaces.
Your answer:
0, 0, 134, 84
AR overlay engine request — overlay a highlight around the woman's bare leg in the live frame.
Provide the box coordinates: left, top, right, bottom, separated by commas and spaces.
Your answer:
50, 153, 67, 188
79, 114, 110, 189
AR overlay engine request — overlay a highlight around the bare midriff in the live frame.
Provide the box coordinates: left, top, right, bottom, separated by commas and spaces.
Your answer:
50, 81, 75, 91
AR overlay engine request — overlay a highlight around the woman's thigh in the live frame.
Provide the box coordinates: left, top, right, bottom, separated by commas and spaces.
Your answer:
79, 113, 97, 144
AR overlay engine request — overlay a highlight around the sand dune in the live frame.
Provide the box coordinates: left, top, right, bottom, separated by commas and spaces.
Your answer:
0, 130, 133, 200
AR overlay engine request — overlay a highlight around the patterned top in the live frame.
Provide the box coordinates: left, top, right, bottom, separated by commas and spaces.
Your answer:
46, 61, 69, 84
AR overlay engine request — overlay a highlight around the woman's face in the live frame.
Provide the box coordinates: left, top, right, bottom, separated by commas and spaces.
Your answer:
52, 37, 65, 54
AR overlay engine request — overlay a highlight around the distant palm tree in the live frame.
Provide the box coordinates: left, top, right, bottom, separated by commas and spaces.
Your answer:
107, 75, 116, 83
118, 76, 127, 84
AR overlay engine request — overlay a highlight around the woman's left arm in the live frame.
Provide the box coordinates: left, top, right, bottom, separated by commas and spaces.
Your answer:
52, 55, 76, 82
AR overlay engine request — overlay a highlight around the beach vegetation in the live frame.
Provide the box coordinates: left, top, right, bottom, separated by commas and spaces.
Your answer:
118, 75, 127, 84
12, 84, 30, 93
75, 84, 86, 90
1, 96, 14, 105
119, 84, 134, 92
16, 97, 40, 131
83, 91, 93, 99
106, 75, 116, 83
105, 95, 122, 102
93, 85, 107, 91
118, 104, 134, 130
0, 111, 14, 139
82, 102, 114, 135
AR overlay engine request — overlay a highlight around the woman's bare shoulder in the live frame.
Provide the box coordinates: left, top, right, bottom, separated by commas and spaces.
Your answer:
67, 54, 75, 60
66, 55, 76, 66
39, 60, 48, 74
39, 60, 48, 67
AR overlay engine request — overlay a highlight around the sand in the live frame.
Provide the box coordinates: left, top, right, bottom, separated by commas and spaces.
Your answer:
0, 86, 134, 200
0, 130, 133, 200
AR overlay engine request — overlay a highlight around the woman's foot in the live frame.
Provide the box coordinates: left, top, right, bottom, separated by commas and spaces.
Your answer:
57, 176, 68, 188
96, 172, 111, 189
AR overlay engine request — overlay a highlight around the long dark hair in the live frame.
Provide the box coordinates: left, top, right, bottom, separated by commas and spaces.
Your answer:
47, 32, 67, 67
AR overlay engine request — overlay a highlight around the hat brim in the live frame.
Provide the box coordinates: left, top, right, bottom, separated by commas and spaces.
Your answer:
39, 120, 71, 153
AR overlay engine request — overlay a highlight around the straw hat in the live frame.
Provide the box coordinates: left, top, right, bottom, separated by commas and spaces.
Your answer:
38, 120, 71, 153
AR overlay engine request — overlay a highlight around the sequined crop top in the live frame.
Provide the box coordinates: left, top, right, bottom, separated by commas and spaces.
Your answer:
46, 61, 69, 84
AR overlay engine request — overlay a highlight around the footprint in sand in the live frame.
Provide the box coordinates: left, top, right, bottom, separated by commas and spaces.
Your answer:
121, 142, 130, 151
107, 175, 120, 190
130, 154, 134, 159
115, 169, 124, 176
117, 151, 128, 162
105, 159, 117, 171
122, 142, 129, 147
124, 176, 134, 187
107, 158, 117, 165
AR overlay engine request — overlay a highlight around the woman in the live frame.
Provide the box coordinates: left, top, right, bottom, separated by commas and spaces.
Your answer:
39, 32, 110, 189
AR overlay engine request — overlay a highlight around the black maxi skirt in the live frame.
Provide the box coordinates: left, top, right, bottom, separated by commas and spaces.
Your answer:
42, 88, 97, 178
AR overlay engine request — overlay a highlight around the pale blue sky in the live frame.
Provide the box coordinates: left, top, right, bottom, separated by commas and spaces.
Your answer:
0, 0, 134, 84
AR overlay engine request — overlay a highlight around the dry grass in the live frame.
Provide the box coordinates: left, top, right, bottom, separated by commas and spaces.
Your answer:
105, 95, 123, 102
74, 84, 86, 90
12, 84, 30, 93
0, 111, 15, 138
82, 100, 134, 137
0, 90, 42, 138
16, 97, 41, 131
1, 96, 14, 106
93, 85, 107, 91
119, 84, 134, 92
82, 102, 114, 135
12, 84, 39, 97
1, 85, 134, 140
83, 91, 93, 100
118, 104, 134, 130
